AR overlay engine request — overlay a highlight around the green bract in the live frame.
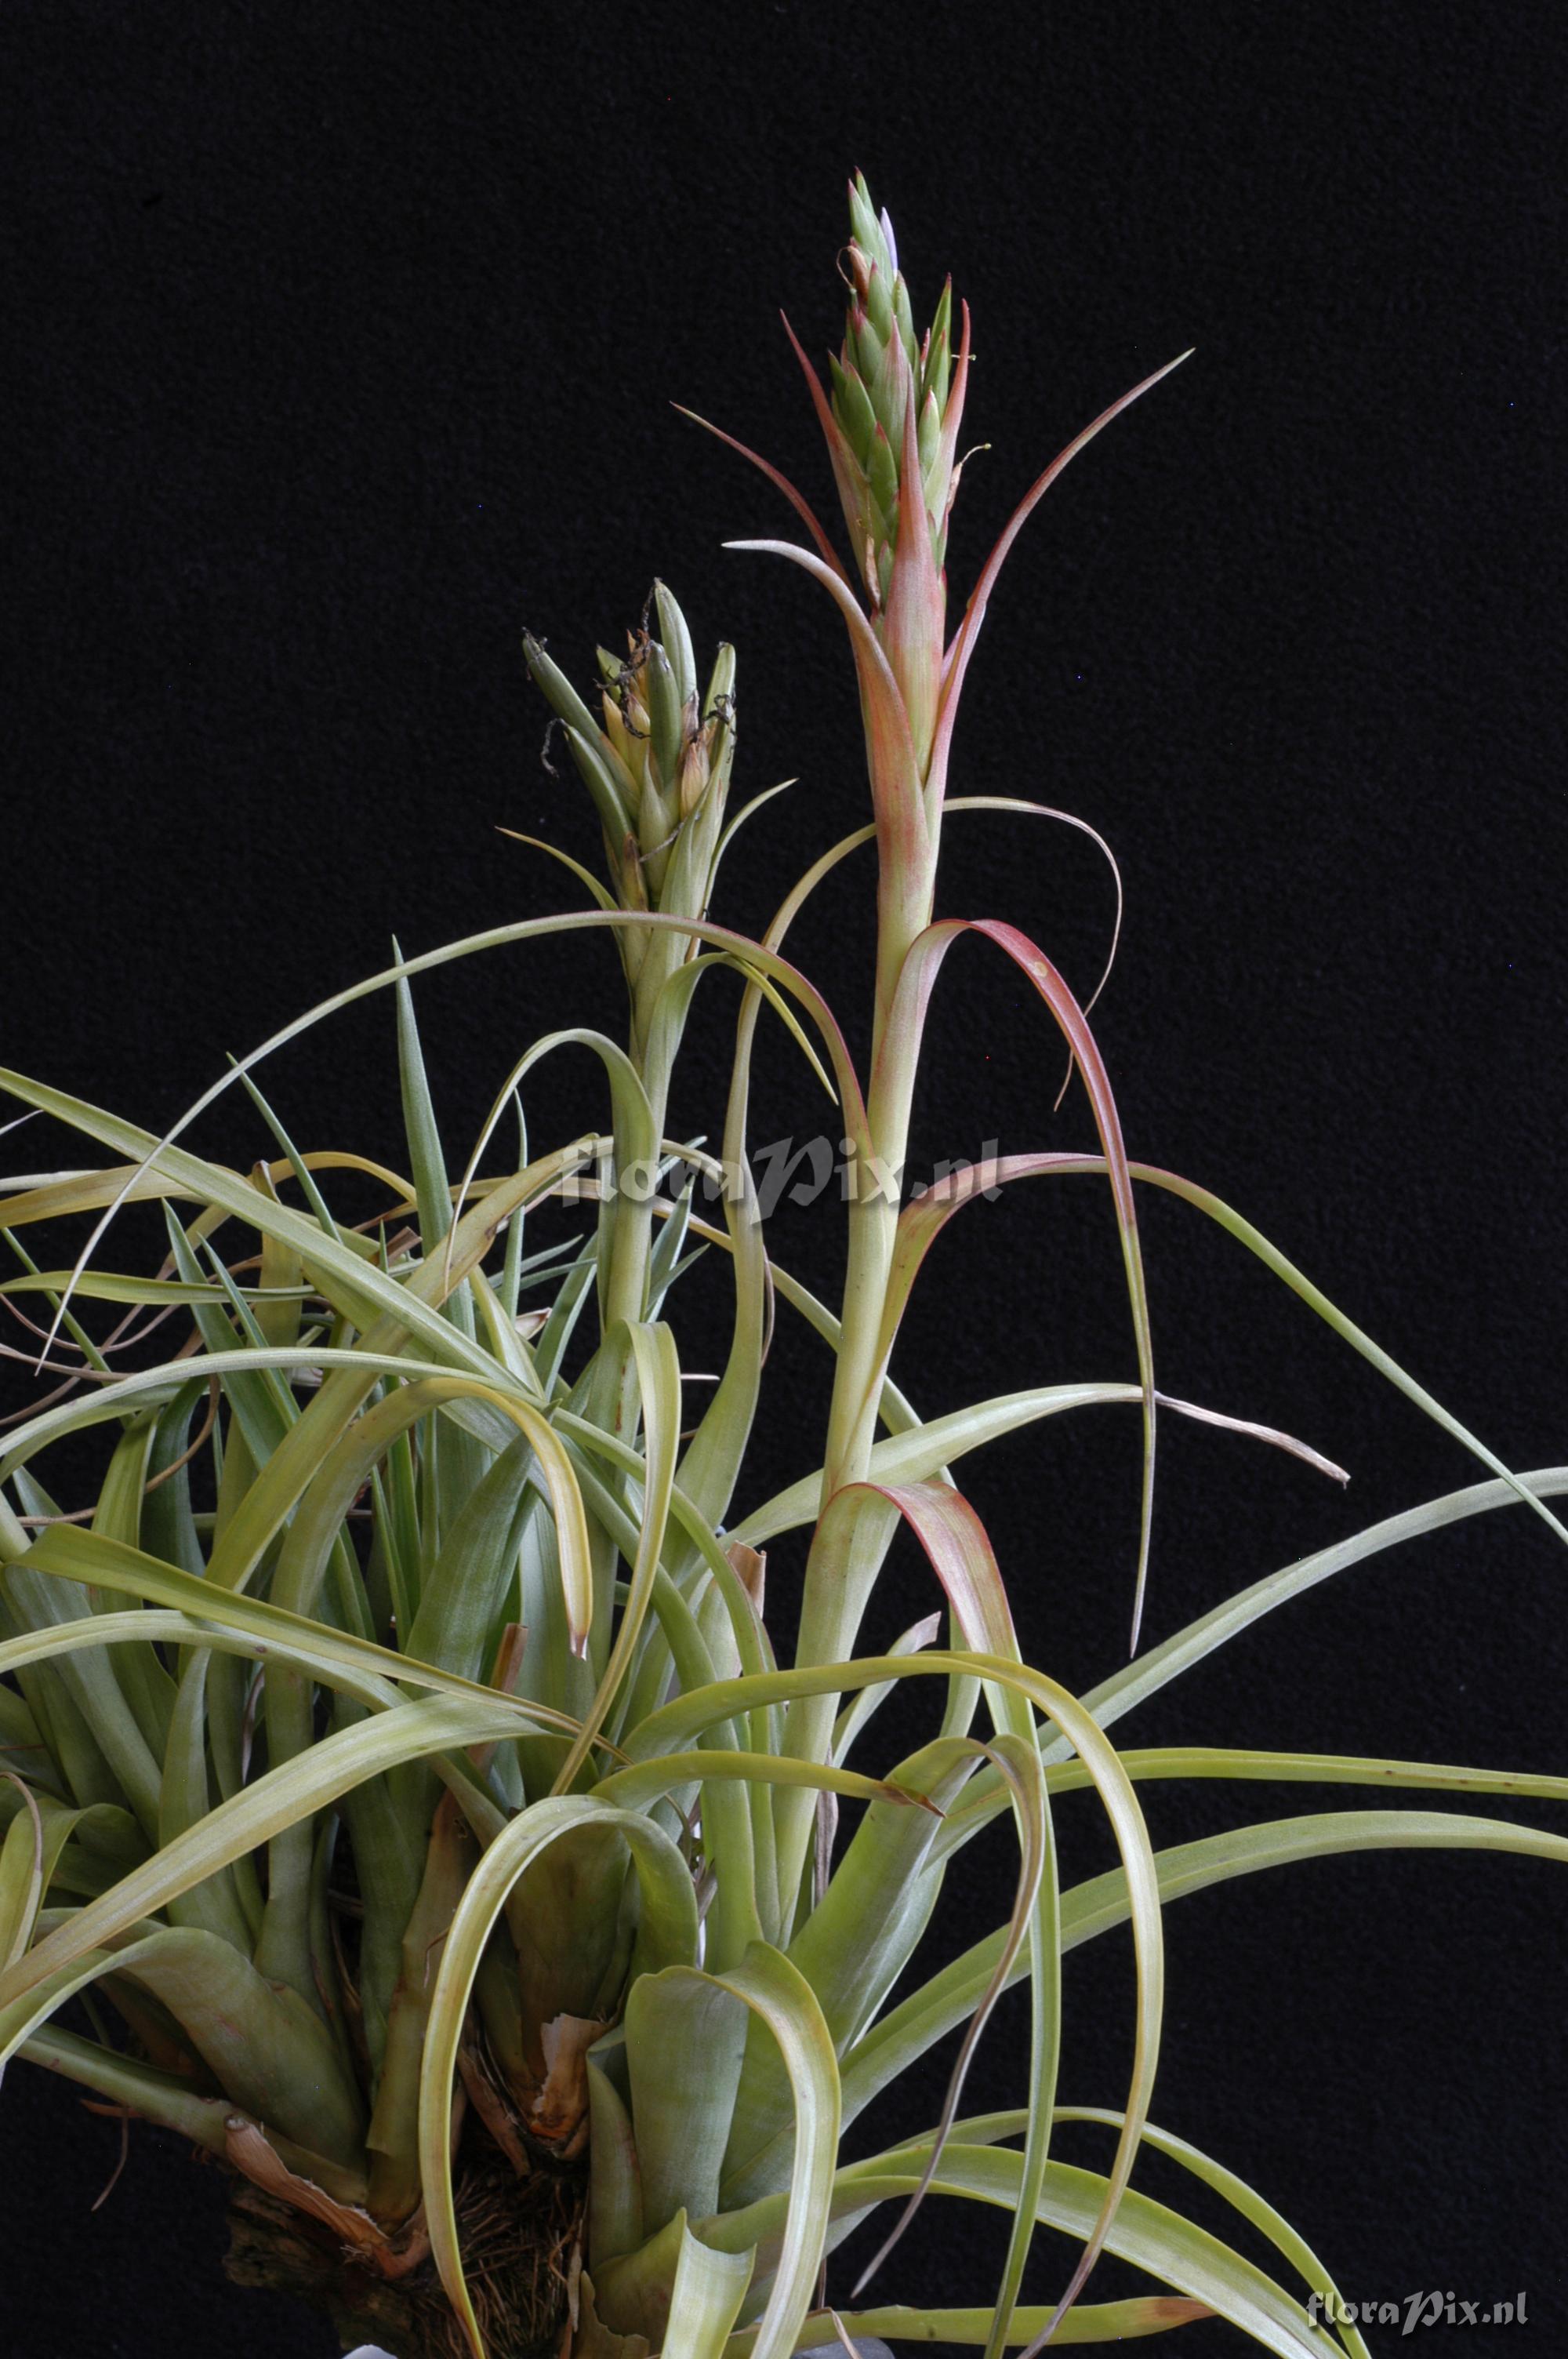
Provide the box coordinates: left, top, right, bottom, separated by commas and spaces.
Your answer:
829, 173, 962, 598
1, 176, 1561, 2359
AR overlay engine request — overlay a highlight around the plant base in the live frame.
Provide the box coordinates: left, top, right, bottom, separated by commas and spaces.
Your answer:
223, 2152, 583, 2359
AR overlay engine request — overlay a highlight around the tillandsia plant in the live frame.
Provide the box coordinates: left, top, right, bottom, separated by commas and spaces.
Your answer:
2, 174, 1566, 2359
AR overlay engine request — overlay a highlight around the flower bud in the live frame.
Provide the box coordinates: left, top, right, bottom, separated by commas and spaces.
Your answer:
524, 587, 737, 998
821, 177, 972, 692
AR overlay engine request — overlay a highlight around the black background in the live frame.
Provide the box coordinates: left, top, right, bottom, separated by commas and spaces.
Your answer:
4, 4, 1566, 2354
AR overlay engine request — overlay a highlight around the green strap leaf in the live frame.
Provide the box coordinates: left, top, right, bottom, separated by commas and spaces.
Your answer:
942, 1736, 1568, 1858
1049, 2106, 1370, 2359
2, 1921, 365, 2165
0, 1694, 543, 2019
20, 2023, 372, 2201
699, 1946, 840, 2359
1069, 1466, 1568, 1763
0, 1777, 48, 1973
15, 1525, 581, 1734
587, 2058, 645, 2270
746, 2295, 1207, 2347
158, 1648, 254, 1951
714, 2141, 1341, 2359
627, 1969, 750, 2234
662, 2219, 756, 2358
843, 1808, 1568, 2132
554, 1320, 681, 1791
0, 1555, 164, 1837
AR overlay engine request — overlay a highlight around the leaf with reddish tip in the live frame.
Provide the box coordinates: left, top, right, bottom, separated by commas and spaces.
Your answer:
720, 538, 927, 867
932, 351, 1193, 779
673, 404, 848, 582
930, 296, 972, 543
731, 1383, 1344, 1554
873, 921, 1156, 1651
780, 310, 867, 563
879, 375, 945, 774
857, 1479, 1016, 1658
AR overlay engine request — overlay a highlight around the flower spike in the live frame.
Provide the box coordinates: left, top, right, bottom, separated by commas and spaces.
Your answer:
524, 587, 738, 1068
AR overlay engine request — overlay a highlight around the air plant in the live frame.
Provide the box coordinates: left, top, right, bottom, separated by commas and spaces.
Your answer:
2, 174, 1564, 2359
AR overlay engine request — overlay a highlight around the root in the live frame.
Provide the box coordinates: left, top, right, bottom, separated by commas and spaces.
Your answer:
224, 2143, 583, 2359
